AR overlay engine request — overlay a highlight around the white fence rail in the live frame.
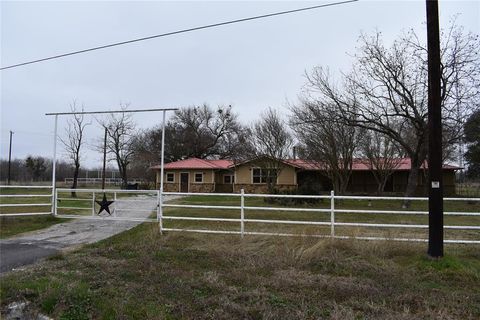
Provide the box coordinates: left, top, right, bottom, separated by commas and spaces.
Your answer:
2, 186, 479, 245
0, 185, 53, 216
160, 190, 480, 244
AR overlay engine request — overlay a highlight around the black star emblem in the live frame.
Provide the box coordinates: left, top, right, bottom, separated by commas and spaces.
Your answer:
96, 193, 114, 215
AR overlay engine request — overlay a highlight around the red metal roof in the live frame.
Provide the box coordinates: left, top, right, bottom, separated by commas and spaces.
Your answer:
286, 158, 460, 171
284, 159, 324, 170
208, 159, 234, 168
150, 158, 233, 170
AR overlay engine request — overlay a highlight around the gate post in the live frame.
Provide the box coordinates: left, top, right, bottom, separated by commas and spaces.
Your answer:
330, 190, 335, 238
113, 191, 117, 216
51, 115, 58, 217
53, 188, 58, 216
158, 189, 163, 234
240, 189, 245, 238
92, 191, 95, 216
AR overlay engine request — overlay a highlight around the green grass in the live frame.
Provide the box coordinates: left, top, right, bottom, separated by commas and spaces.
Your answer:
0, 216, 65, 239
1, 223, 479, 319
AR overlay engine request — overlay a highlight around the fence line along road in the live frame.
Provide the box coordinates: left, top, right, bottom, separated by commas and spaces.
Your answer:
0, 185, 53, 216
1, 186, 479, 244
160, 190, 480, 244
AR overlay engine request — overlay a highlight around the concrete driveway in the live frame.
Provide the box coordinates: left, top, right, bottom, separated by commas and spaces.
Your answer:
0, 194, 176, 274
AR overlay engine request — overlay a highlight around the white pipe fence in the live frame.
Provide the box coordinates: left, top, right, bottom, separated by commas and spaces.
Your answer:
0, 185, 53, 216
1, 185, 479, 244
159, 190, 480, 244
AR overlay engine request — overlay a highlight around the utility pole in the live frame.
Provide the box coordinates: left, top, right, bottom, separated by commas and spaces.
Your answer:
426, 0, 444, 258
102, 127, 107, 190
7, 131, 13, 185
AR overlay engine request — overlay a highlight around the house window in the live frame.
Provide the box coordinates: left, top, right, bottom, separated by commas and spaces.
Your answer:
224, 175, 234, 184
252, 168, 277, 184
166, 173, 174, 183
195, 173, 203, 183
252, 168, 262, 183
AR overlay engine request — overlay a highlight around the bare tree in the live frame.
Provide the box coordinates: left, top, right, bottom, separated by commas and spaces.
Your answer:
303, 21, 479, 199
133, 104, 249, 163
171, 104, 245, 159
60, 102, 90, 197
251, 108, 293, 192
100, 108, 136, 188
464, 109, 480, 179
359, 130, 403, 194
290, 101, 358, 194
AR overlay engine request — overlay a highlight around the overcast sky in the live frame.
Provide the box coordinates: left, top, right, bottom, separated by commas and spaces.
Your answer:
1, 0, 479, 168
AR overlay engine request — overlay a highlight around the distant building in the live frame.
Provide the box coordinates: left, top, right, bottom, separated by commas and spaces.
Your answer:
151, 157, 459, 196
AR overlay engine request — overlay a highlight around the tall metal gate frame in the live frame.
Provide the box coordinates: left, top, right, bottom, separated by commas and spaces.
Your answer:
45, 107, 178, 220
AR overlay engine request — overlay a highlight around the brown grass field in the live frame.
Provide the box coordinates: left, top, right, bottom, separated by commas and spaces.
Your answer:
1, 222, 479, 319
1, 191, 479, 319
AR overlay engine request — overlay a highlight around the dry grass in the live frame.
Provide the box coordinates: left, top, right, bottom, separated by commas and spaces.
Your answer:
1, 222, 479, 319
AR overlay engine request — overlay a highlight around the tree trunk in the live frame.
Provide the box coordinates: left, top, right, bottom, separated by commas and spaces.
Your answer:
121, 166, 128, 189
377, 181, 385, 196
71, 164, 79, 198
403, 156, 422, 208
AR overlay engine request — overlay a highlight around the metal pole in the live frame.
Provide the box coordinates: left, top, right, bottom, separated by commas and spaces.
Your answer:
113, 191, 117, 216
158, 190, 163, 234
159, 110, 166, 234
160, 110, 166, 191
54, 188, 58, 216
92, 192, 95, 216
330, 190, 335, 237
102, 127, 107, 190
51, 115, 58, 215
241, 189, 245, 237
7, 131, 13, 185
45, 107, 179, 116
426, 0, 444, 258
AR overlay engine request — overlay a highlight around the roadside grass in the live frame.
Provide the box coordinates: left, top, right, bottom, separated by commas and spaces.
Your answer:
0, 216, 64, 239
1, 223, 479, 319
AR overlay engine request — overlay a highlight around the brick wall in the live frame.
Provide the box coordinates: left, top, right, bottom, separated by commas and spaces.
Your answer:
157, 182, 179, 192
233, 184, 297, 194
189, 183, 215, 193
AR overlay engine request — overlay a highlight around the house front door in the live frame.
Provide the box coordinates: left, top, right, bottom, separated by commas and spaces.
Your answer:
180, 173, 189, 192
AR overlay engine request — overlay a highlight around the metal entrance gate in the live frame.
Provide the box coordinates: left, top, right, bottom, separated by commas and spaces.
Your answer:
54, 188, 159, 223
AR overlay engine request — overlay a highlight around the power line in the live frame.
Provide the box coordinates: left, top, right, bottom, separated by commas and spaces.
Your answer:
1, 0, 358, 70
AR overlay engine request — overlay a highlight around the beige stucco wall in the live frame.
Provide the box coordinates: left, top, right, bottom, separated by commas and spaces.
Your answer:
234, 161, 297, 185
278, 166, 296, 185
234, 165, 251, 184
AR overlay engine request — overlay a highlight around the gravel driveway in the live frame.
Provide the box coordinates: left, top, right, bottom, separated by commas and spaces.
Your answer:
0, 194, 177, 274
